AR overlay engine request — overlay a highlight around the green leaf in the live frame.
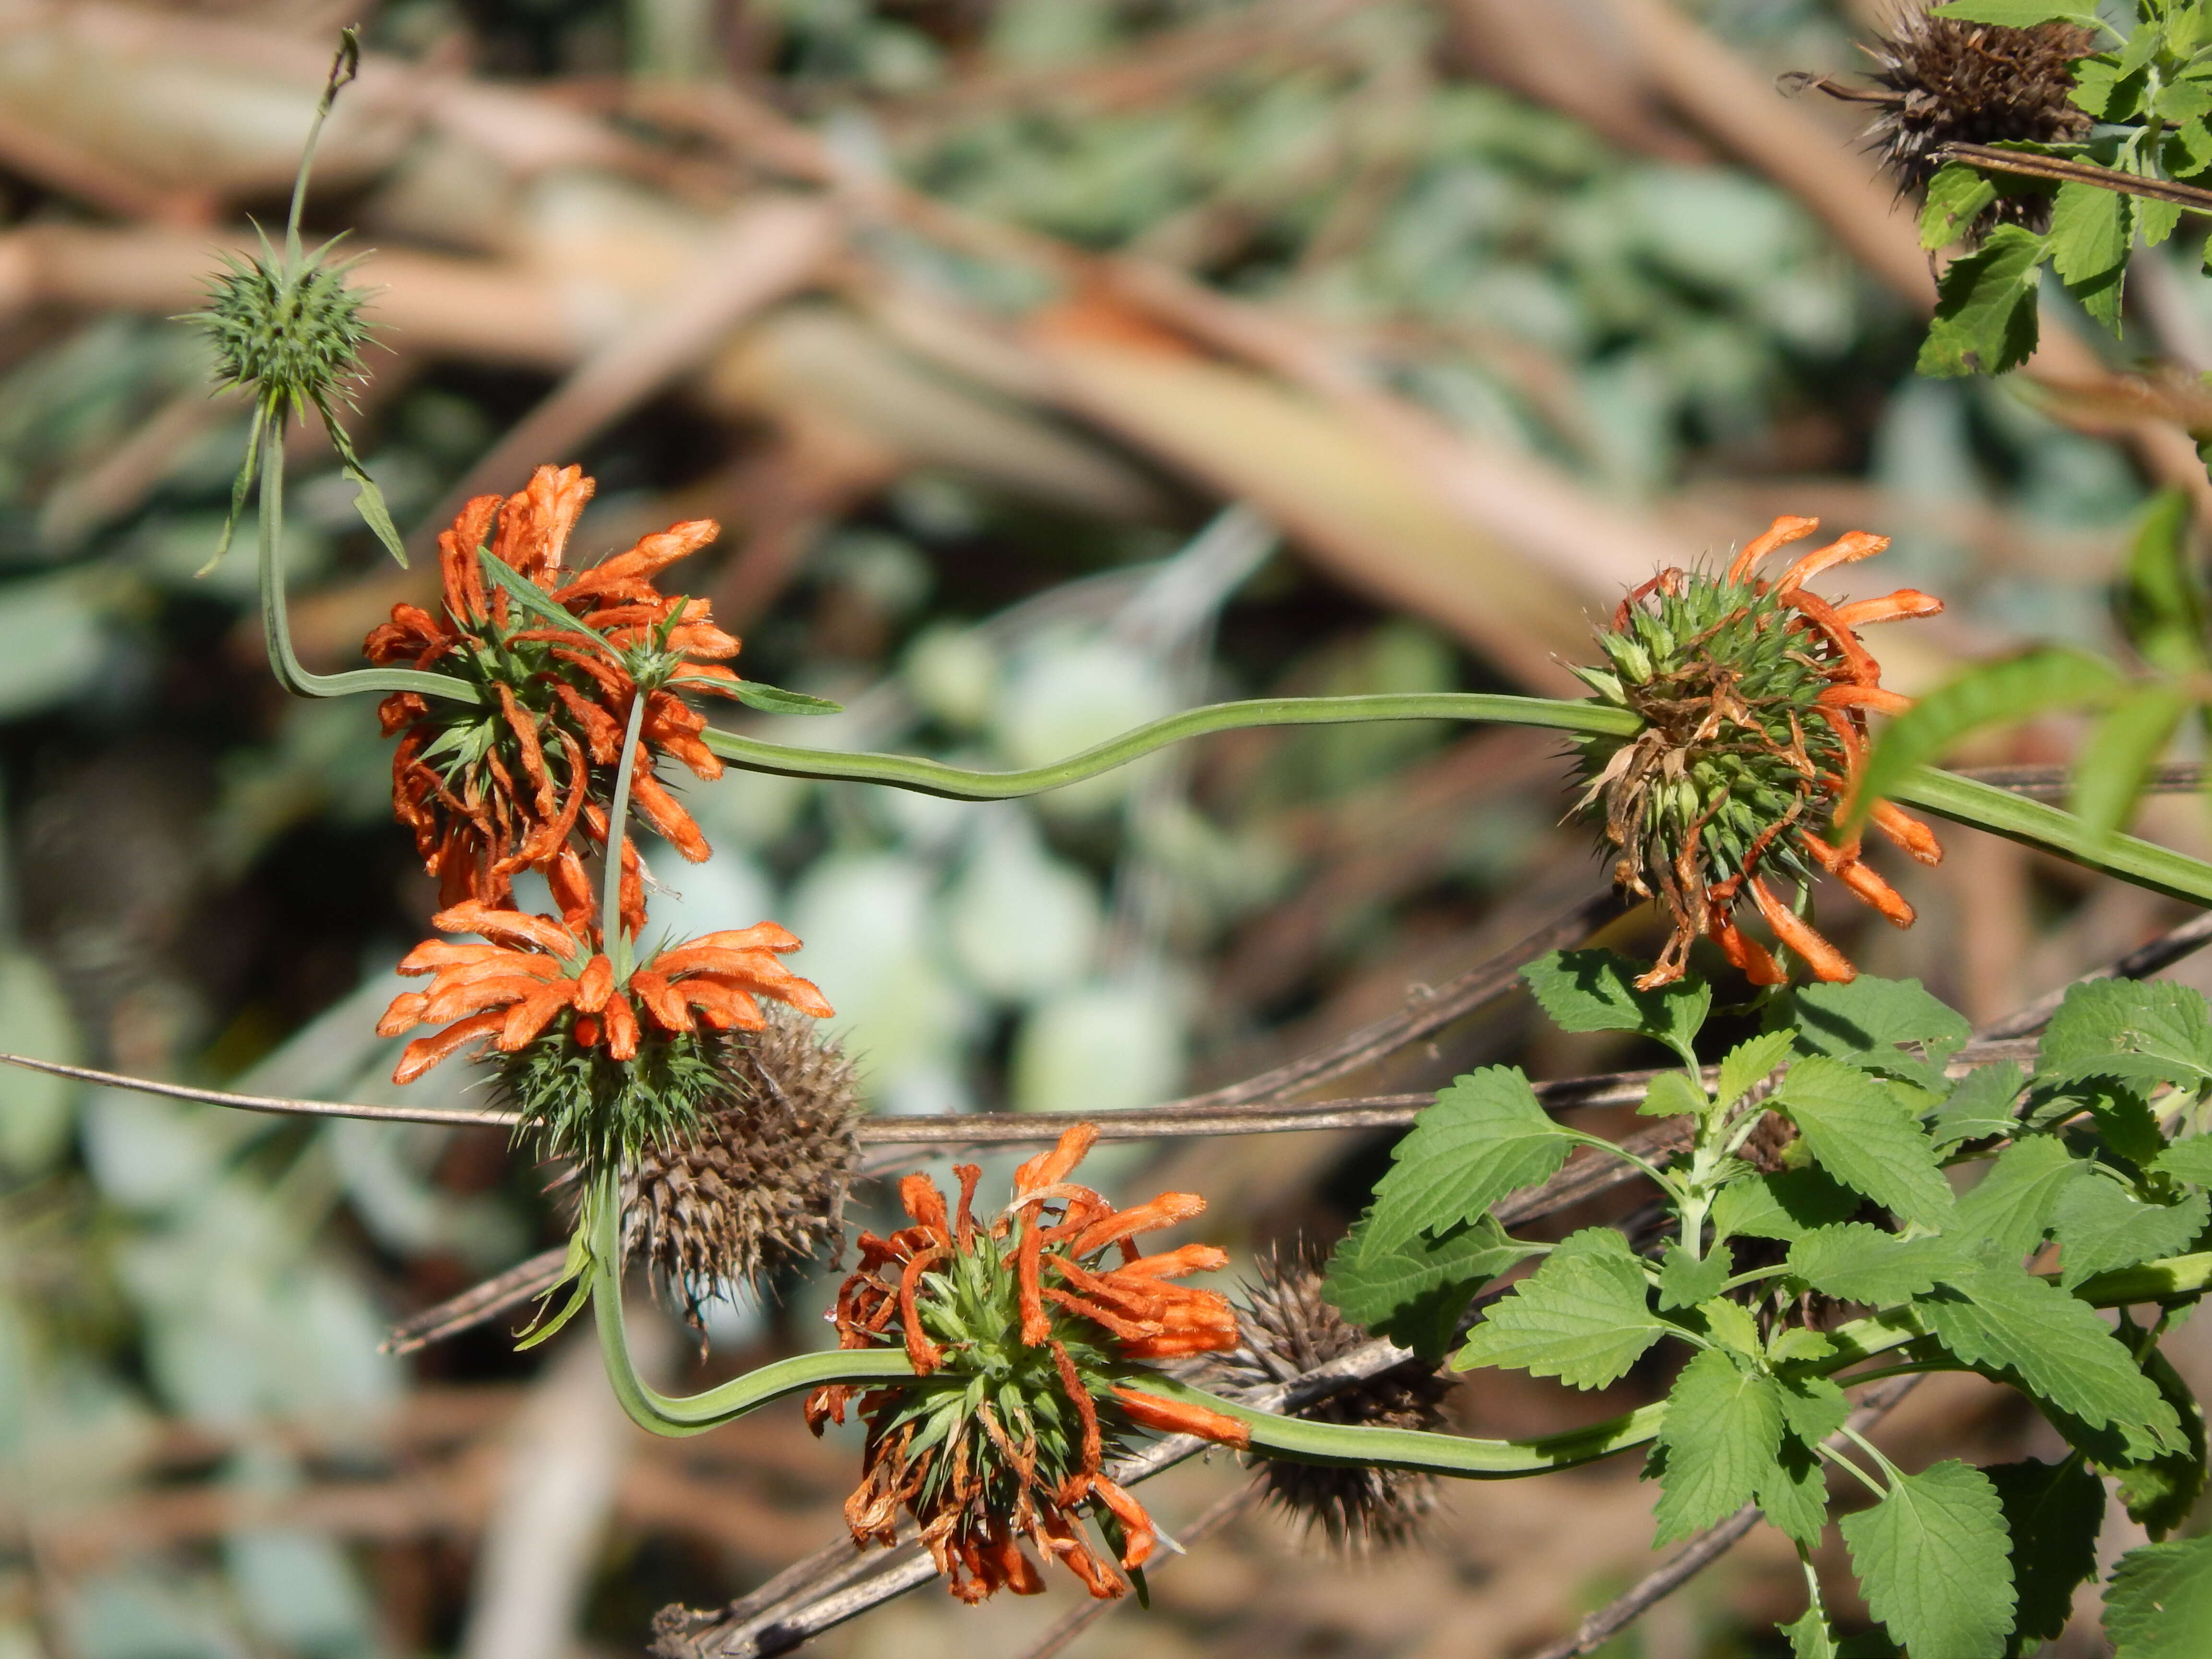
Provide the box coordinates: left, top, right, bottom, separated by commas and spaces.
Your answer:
1657, 1240, 1732, 1310
2037, 979, 2212, 1093
1718, 1030, 1796, 1110
1640, 1070, 1710, 1119
1778, 1373, 1851, 1445
1358, 1067, 1575, 1258
1784, 1608, 1839, 1659
1928, 1061, 2025, 1149
724, 678, 843, 715
1929, 0, 2100, 23
1699, 1295, 1764, 1358
2152, 1135, 2212, 1186
2048, 178, 2131, 332
1451, 1227, 1669, 1389
1852, 648, 2124, 825
1790, 976, 1971, 1069
1652, 1348, 1785, 1543
1916, 224, 2047, 379
1839, 1460, 2017, 1659
2103, 1341, 2208, 1539
1923, 164, 2001, 249
2117, 489, 2207, 677
1917, 1262, 2183, 1451
1760, 1437, 1832, 1551
1520, 950, 1709, 1064
344, 463, 409, 568
1954, 1135, 2087, 1262
479, 549, 601, 641
1788, 1224, 1966, 1305
1773, 1058, 1956, 1229
2074, 57, 2140, 122
2053, 1179, 2209, 1289
1322, 1211, 1538, 1364
1771, 1326, 1838, 1367
1711, 1168, 1863, 1243
2137, 196, 2183, 249
2103, 1533, 2212, 1658
2070, 687, 2189, 843
1985, 1458, 2105, 1652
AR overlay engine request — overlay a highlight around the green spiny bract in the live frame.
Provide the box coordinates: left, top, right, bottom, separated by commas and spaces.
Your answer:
197, 241, 374, 418
1573, 570, 1844, 970
497, 1020, 724, 1177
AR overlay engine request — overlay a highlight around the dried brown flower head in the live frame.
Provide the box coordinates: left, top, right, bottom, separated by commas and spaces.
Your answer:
1207, 1246, 1451, 1552
624, 1008, 862, 1333
1801, 6, 2093, 231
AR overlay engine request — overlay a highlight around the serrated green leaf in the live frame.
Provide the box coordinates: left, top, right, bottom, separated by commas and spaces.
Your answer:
1778, 1373, 1851, 1446
1718, 1029, 1796, 1111
2074, 58, 2141, 122
1773, 1058, 1956, 1229
2103, 1532, 2212, 1658
1451, 1226, 1668, 1389
2070, 687, 2189, 842
1784, 1607, 1839, 1659
2037, 979, 2212, 1093
1322, 1210, 1538, 1363
1985, 1458, 2104, 1653
1916, 223, 2047, 379
2152, 1135, 2212, 1186
1520, 950, 1708, 1064
1711, 1168, 1863, 1242
1840, 1460, 2017, 1659
1789, 976, 1972, 1076
1640, 1070, 1710, 1119
1917, 1263, 2183, 1449
2053, 1179, 2209, 1289
2104, 1344, 2208, 1539
2137, 197, 2182, 249
1760, 1436, 1831, 1551
1657, 1239, 1732, 1310
1770, 1326, 1838, 1366
2049, 178, 2130, 281
1954, 1135, 2086, 1262
1789, 1224, 1966, 1305
725, 678, 843, 715
1852, 648, 2124, 825
1652, 1348, 1786, 1544
1923, 164, 2001, 249
1700, 1296, 1764, 1357
1358, 1067, 1574, 1258
2117, 489, 2207, 677
1929, 1061, 2026, 1149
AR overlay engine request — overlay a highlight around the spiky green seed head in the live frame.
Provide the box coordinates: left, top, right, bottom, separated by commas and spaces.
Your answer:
496, 1020, 724, 1180
195, 244, 374, 414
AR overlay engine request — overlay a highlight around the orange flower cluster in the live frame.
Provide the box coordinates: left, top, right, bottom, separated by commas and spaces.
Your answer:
806, 1124, 1245, 1602
366, 465, 745, 933
1711, 516, 1945, 985
376, 903, 832, 1085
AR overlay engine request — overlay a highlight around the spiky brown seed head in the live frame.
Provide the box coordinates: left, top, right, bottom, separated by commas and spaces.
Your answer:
1206, 1246, 1451, 1552
622, 1008, 861, 1331
1835, 7, 2093, 229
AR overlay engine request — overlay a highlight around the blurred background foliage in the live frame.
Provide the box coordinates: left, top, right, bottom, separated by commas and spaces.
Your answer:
2, 0, 2210, 1656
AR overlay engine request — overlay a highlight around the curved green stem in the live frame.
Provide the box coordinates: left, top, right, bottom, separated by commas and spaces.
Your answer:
702, 695, 1639, 800
256, 432, 481, 705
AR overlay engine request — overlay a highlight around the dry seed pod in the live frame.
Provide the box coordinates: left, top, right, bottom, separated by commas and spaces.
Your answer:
1207, 1245, 1452, 1552
623, 1008, 862, 1331
1797, 6, 2092, 232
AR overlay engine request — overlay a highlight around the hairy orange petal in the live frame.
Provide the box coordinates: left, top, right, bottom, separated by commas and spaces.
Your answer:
1110, 1385, 1250, 1449
676, 978, 765, 1030
1801, 831, 1916, 926
1872, 801, 1944, 866
689, 923, 802, 953
393, 1010, 505, 1084
375, 991, 430, 1036
630, 770, 711, 863
626, 968, 692, 1033
1014, 1124, 1100, 1201
1088, 1474, 1157, 1569
1050, 1341, 1104, 1474
1836, 589, 1943, 627
899, 1245, 946, 1374
1817, 683, 1912, 717
496, 980, 579, 1050
436, 494, 501, 624
431, 902, 575, 957
1017, 1223, 1049, 1345
574, 953, 613, 1014
602, 991, 639, 1059
1726, 514, 1821, 583
1068, 1192, 1205, 1257
901, 1173, 951, 1239
422, 974, 552, 1024
1747, 878, 1856, 984
1115, 1243, 1231, 1280
1775, 530, 1890, 594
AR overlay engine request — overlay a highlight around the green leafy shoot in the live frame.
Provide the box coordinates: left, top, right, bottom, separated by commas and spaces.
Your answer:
1838, 1460, 2018, 1659
1322, 1212, 1538, 1363
1521, 950, 1708, 1070
1353, 1067, 1575, 1259
1452, 1227, 1670, 1389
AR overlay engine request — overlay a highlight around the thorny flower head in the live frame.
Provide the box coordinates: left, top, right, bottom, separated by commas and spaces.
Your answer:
1574, 515, 1945, 989
1798, 6, 2094, 234
187, 28, 407, 569
375, 901, 832, 1173
366, 466, 748, 933
805, 1124, 1247, 1603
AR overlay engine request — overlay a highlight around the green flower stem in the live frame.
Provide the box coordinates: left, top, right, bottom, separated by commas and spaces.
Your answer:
701, 696, 1640, 800
1890, 767, 2212, 907
256, 435, 481, 704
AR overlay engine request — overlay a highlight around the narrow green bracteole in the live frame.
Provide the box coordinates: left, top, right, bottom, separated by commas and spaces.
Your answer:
256, 438, 481, 705
1892, 767, 2212, 908
701, 696, 1641, 800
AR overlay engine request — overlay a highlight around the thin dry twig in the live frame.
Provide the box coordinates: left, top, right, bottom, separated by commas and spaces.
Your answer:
1526, 1375, 1925, 1659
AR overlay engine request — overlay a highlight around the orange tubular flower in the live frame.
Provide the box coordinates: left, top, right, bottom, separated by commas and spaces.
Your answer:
1575, 514, 1944, 987
364, 465, 746, 927
375, 901, 832, 1169
805, 1125, 1244, 1603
